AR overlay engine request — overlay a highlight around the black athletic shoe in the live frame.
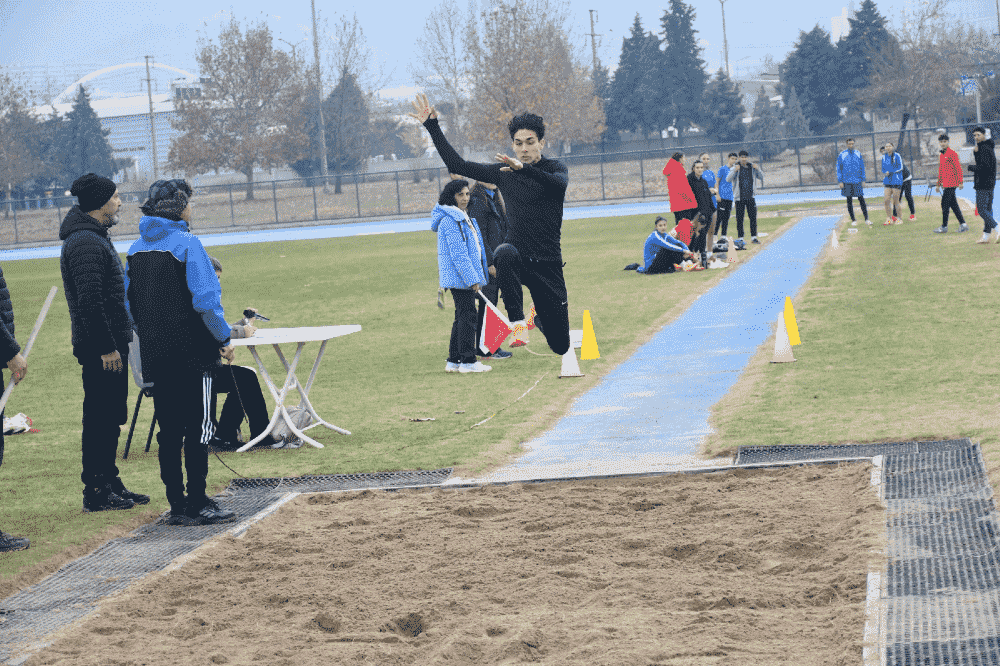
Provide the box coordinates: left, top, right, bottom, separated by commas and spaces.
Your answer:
491, 349, 512, 359
108, 480, 150, 505
185, 498, 237, 525
208, 435, 242, 452
0, 530, 29, 552
83, 487, 135, 512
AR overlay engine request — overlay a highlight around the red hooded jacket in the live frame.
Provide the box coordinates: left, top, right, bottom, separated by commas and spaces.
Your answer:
938, 148, 964, 188
663, 159, 697, 212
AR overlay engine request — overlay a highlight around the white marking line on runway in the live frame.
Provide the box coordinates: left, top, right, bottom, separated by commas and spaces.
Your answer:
864, 455, 888, 666
231, 491, 301, 538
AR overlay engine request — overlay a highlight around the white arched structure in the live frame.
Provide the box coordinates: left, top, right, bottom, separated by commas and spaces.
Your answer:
53, 62, 197, 104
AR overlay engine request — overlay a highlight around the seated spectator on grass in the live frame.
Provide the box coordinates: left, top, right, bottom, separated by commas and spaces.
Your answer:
206, 256, 274, 450
635, 217, 695, 274
662, 152, 698, 224
431, 179, 492, 374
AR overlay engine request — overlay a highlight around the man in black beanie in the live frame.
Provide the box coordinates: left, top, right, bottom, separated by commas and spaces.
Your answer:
60, 172, 148, 512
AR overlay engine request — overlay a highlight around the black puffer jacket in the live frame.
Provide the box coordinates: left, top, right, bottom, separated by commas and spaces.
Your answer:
467, 183, 508, 266
59, 206, 134, 361
969, 139, 997, 190
0, 267, 20, 364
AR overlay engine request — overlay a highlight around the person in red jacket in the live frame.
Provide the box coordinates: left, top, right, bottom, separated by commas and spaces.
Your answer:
662, 153, 698, 224
934, 134, 968, 233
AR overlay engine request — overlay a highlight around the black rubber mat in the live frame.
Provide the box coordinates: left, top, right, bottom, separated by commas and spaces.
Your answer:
736, 438, 1000, 665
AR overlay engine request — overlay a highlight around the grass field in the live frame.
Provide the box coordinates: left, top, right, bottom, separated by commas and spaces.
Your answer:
0, 205, 796, 596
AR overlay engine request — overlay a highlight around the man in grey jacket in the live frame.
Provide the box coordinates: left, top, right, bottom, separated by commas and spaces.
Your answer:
726, 150, 765, 244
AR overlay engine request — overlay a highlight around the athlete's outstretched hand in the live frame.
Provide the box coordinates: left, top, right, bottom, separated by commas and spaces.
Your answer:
496, 154, 523, 171
408, 93, 437, 124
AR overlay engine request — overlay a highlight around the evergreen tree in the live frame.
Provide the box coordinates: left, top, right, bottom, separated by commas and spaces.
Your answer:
606, 15, 661, 138
700, 68, 746, 144
779, 25, 842, 134
746, 86, 783, 160
782, 86, 811, 149
53, 86, 118, 186
658, 0, 708, 138
592, 62, 617, 144
293, 68, 370, 193
836, 0, 894, 96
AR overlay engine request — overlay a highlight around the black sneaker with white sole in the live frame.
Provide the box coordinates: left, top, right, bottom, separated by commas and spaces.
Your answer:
108, 480, 150, 505
491, 349, 513, 359
187, 498, 237, 524
0, 530, 29, 552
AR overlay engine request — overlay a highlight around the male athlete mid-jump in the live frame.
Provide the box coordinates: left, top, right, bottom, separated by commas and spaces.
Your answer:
410, 93, 571, 357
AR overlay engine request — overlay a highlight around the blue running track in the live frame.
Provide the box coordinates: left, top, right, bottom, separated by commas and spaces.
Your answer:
447, 213, 842, 484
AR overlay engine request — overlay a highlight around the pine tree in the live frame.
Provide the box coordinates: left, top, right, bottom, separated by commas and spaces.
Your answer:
607, 15, 662, 138
783, 86, 811, 149
836, 0, 894, 96
658, 0, 708, 139
293, 68, 371, 193
700, 68, 746, 144
746, 86, 783, 160
779, 25, 842, 134
53, 86, 118, 186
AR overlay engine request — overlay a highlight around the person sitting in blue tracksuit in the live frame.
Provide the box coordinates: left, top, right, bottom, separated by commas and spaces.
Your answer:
636, 217, 694, 274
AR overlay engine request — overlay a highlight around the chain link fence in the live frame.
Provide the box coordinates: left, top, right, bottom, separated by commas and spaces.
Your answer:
2, 121, 992, 247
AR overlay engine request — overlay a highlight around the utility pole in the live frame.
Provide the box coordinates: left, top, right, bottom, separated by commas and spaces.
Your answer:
144, 56, 159, 181
719, 0, 730, 77
587, 10, 601, 74
311, 0, 330, 193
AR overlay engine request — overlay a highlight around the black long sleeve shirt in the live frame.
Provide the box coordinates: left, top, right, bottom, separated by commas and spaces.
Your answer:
424, 117, 569, 262
969, 139, 997, 190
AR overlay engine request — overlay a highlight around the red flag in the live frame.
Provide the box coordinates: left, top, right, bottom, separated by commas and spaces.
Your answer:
478, 292, 513, 354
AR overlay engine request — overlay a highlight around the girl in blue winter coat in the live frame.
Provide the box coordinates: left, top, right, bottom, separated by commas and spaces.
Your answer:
431, 179, 492, 374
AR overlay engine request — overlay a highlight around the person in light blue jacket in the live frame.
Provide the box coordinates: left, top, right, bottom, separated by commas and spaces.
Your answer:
837, 138, 868, 225
881, 142, 904, 225
431, 179, 491, 374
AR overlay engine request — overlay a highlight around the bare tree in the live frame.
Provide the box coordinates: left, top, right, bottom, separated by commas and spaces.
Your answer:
462, 0, 605, 152
411, 0, 471, 149
168, 18, 311, 199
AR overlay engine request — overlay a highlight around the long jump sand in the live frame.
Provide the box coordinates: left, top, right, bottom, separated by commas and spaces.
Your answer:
26, 462, 884, 666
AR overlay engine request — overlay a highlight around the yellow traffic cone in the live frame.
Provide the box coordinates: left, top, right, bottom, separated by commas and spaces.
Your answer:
581, 310, 600, 360
783, 296, 801, 346
771, 313, 796, 363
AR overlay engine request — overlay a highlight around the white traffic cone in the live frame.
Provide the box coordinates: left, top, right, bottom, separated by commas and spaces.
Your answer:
771, 313, 796, 363
831, 230, 839, 248
559, 347, 585, 378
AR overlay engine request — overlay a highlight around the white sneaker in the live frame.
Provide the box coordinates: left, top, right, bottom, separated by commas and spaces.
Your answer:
851, 220, 858, 226
445, 362, 460, 373
459, 361, 492, 373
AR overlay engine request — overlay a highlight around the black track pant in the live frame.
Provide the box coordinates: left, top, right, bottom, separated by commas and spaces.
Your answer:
645, 247, 684, 274
715, 200, 733, 236
847, 195, 868, 222
977, 189, 996, 232
152, 369, 214, 511
941, 187, 965, 226
898, 181, 914, 216
493, 243, 570, 356
213, 364, 269, 441
736, 198, 758, 238
80, 349, 129, 489
447, 288, 478, 364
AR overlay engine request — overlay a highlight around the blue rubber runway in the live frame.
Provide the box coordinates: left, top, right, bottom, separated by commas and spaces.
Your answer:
446, 213, 843, 484
0, 190, 846, 262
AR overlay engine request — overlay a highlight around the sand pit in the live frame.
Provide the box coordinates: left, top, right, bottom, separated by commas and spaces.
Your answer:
27, 463, 884, 666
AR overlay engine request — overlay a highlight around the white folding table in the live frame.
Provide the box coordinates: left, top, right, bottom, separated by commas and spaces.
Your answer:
229, 325, 361, 452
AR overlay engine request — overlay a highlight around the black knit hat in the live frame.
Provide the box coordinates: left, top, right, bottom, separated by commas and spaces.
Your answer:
140, 179, 192, 220
70, 173, 117, 212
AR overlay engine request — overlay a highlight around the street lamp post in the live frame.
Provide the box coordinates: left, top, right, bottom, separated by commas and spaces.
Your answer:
719, 0, 731, 77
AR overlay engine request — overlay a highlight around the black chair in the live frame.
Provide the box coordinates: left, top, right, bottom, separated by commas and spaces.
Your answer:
123, 336, 156, 459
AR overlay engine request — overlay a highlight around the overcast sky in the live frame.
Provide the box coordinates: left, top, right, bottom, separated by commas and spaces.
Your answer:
1, 0, 995, 101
